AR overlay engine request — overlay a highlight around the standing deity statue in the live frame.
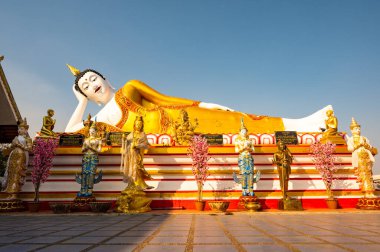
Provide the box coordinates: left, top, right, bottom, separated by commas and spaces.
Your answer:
120, 116, 154, 190
172, 109, 198, 145
75, 122, 103, 197
347, 118, 377, 198
273, 140, 293, 200
40, 109, 56, 137
233, 118, 260, 196
0, 118, 33, 200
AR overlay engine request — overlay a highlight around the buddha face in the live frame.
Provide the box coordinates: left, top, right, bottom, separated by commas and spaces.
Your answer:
326, 110, 333, 117
78, 71, 113, 104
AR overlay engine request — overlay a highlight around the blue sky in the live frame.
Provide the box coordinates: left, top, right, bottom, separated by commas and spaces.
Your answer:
1, 0, 379, 172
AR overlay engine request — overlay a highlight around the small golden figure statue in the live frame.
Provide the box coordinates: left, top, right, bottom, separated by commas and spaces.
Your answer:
40, 109, 56, 137
273, 140, 303, 210
82, 113, 93, 138
273, 140, 293, 200
347, 118, 378, 203
0, 118, 32, 209
320, 109, 345, 144
115, 116, 153, 213
172, 109, 198, 145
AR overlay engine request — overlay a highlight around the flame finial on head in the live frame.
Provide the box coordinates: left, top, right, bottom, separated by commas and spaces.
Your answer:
240, 117, 247, 131
66, 64, 81, 76
18, 117, 29, 130
350, 117, 360, 130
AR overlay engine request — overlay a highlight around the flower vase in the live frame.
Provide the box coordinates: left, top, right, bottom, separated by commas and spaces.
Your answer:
195, 181, 205, 211
326, 198, 338, 209
27, 202, 41, 212
194, 200, 206, 211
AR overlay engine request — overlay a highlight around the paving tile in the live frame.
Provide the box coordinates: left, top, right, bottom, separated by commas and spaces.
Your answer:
317, 236, 372, 243
106, 236, 148, 244
149, 236, 188, 244
228, 230, 264, 236
277, 236, 324, 243
235, 236, 276, 244
193, 236, 230, 244
0, 244, 45, 252
20, 236, 67, 244
47, 230, 88, 236
292, 244, 348, 252
356, 236, 380, 243
339, 244, 380, 250
140, 245, 186, 252
194, 230, 226, 237
38, 244, 92, 252
243, 245, 292, 252
9, 230, 54, 237
83, 230, 122, 236
156, 230, 189, 236
120, 230, 154, 236
130, 226, 159, 231
88, 244, 137, 252
0, 236, 32, 243
62, 236, 108, 244
193, 245, 237, 252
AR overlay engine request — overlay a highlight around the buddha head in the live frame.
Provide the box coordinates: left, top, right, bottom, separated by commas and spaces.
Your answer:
47, 109, 54, 117
67, 64, 114, 105
326, 109, 334, 117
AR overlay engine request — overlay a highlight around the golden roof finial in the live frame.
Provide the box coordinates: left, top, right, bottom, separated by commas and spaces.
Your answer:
66, 64, 81, 76
350, 117, 360, 130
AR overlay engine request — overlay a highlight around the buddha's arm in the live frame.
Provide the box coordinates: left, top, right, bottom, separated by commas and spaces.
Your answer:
124, 80, 234, 110
65, 85, 89, 132
124, 80, 195, 106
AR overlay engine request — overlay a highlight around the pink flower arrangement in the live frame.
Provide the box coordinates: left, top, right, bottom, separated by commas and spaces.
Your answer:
310, 141, 338, 198
188, 135, 210, 201
32, 137, 58, 202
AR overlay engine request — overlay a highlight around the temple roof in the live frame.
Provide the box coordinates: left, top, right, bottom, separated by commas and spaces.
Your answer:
0, 56, 21, 125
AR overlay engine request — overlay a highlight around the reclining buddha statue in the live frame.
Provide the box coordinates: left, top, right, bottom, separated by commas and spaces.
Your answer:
65, 65, 332, 134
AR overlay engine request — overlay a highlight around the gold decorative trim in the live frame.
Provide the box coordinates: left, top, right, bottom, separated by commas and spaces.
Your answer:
55, 145, 351, 155
12, 190, 376, 200
47, 168, 356, 176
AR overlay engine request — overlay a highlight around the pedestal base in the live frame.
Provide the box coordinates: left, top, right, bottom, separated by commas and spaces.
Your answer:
114, 184, 152, 213
356, 197, 380, 210
320, 135, 346, 145
278, 198, 303, 211
238, 196, 261, 212
0, 199, 25, 212
72, 195, 96, 211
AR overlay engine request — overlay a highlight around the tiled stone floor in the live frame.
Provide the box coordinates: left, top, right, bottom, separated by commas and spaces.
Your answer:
0, 211, 379, 252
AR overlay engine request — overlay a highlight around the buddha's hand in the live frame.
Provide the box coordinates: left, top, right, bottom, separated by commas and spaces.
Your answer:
72, 84, 87, 103
199, 102, 234, 111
